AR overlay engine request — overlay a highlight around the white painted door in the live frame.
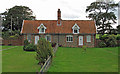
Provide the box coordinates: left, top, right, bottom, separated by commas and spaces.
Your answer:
35, 36, 39, 44
79, 36, 83, 45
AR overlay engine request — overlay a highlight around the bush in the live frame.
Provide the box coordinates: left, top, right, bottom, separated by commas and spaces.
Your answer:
116, 35, 120, 40
106, 35, 117, 47
24, 44, 37, 51
24, 40, 30, 46
98, 41, 106, 48
99, 34, 108, 40
23, 40, 30, 50
82, 45, 87, 52
36, 38, 53, 65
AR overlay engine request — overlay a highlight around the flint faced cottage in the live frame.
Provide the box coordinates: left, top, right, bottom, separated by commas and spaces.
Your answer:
21, 9, 96, 47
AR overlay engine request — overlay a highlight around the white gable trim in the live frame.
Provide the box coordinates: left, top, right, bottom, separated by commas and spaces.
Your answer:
37, 23, 46, 29
72, 23, 80, 29
37, 23, 47, 33
72, 23, 80, 34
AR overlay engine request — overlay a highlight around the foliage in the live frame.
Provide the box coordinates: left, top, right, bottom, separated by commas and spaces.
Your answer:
24, 44, 37, 51
86, 1, 118, 34
116, 35, 120, 40
98, 34, 117, 47
98, 41, 106, 48
36, 38, 53, 65
82, 45, 87, 52
1, 5, 36, 31
117, 25, 120, 34
23, 39, 30, 50
24, 40, 30, 46
106, 34, 117, 47
99, 34, 108, 40
2, 30, 20, 39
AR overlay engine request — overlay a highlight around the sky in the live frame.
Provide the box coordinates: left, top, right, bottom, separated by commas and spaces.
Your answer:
0, 0, 119, 28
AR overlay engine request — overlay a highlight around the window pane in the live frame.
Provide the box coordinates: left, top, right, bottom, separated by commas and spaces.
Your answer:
74, 30, 77, 33
27, 34, 31, 42
67, 37, 68, 41
71, 37, 72, 41
41, 28, 44, 32
46, 35, 51, 42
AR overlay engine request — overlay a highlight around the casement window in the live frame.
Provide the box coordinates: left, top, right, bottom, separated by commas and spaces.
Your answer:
40, 27, 45, 33
86, 35, 91, 42
46, 35, 51, 42
27, 34, 31, 42
66, 35, 73, 42
37, 23, 46, 33
72, 23, 80, 34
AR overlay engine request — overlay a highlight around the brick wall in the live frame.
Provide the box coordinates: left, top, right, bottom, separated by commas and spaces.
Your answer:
2, 36, 24, 46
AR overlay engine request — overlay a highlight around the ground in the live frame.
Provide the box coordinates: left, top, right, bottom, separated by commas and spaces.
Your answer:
48, 47, 118, 72
2, 46, 40, 72
1, 46, 119, 72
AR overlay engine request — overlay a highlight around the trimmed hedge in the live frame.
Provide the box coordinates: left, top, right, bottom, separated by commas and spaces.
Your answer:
23, 40, 37, 51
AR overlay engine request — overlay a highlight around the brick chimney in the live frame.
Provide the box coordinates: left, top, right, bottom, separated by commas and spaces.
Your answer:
57, 9, 61, 25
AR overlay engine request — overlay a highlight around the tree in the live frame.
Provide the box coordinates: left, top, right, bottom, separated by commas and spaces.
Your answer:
86, 0, 118, 34
1, 6, 36, 31
36, 38, 53, 65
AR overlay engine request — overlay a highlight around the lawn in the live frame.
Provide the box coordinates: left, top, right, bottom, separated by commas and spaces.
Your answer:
2, 46, 40, 72
48, 47, 118, 72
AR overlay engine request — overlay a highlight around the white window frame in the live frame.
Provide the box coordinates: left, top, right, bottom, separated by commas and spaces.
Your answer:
45, 35, 51, 42
37, 23, 47, 34
27, 34, 31, 42
66, 35, 73, 42
72, 23, 80, 34
86, 35, 91, 42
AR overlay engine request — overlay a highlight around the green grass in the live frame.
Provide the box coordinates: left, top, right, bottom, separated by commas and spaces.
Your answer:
48, 47, 118, 72
1, 46, 15, 50
2, 46, 40, 72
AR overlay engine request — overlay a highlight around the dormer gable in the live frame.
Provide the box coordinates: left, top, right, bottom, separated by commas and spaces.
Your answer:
37, 23, 47, 33
72, 23, 80, 34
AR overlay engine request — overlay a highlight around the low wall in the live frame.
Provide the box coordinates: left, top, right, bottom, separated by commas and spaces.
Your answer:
2, 37, 24, 46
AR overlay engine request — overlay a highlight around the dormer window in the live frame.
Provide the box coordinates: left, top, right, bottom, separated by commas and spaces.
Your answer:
37, 23, 46, 33
41, 28, 44, 32
72, 23, 80, 34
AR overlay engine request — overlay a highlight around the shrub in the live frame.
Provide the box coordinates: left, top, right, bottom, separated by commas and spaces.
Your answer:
24, 44, 37, 51
99, 34, 108, 40
82, 45, 87, 52
24, 40, 30, 46
106, 35, 117, 47
23, 40, 30, 50
36, 38, 53, 65
116, 35, 120, 40
98, 41, 106, 48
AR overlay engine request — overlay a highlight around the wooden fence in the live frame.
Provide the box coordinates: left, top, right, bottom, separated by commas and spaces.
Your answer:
39, 43, 59, 73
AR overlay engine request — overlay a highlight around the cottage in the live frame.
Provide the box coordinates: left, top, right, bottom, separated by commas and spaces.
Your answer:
21, 9, 96, 47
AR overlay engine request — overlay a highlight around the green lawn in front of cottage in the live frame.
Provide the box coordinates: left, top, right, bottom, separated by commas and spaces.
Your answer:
48, 47, 119, 72
2, 46, 40, 72
0, 46, 15, 50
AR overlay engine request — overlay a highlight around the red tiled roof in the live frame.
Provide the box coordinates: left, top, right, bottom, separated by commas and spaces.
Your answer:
21, 20, 96, 34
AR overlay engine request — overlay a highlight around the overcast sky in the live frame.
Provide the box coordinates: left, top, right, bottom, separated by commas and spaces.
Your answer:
0, 0, 119, 28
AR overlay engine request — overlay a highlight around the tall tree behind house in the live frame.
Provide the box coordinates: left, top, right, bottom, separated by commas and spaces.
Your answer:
86, 0, 118, 34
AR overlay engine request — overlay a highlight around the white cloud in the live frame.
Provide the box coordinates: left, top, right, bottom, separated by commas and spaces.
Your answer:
0, 0, 119, 28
